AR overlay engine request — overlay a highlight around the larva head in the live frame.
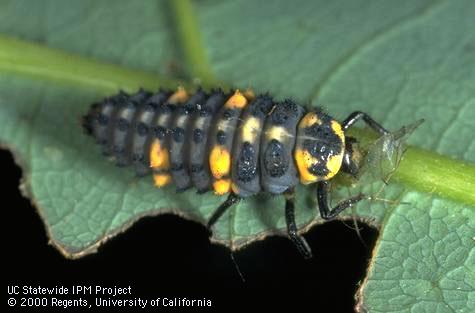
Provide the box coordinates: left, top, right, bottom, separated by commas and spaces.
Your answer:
294, 111, 346, 184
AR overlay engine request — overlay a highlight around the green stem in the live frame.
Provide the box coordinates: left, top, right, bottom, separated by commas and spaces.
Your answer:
394, 147, 475, 207
0, 35, 181, 94
169, 0, 217, 87
351, 128, 475, 207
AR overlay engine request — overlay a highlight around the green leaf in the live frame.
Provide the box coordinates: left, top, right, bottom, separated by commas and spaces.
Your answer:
0, 0, 473, 311
357, 194, 474, 313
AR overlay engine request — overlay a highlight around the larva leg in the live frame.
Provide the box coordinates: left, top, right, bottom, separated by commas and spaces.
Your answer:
207, 193, 241, 229
284, 188, 312, 259
317, 181, 364, 220
341, 111, 389, 135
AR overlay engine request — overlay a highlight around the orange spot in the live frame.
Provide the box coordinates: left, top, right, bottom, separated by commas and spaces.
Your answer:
225, 90, 247, 109
168, 86, 189, 104
331, 120, 345, 143
149, 139, 170, 169
209, 146, 231, 179
299, 112, 321, 128
213, 179, 231, 195
325, 154, 344, 180
295, 148, 344, 183
294, 149, 318, 184
153, 173, 171, 188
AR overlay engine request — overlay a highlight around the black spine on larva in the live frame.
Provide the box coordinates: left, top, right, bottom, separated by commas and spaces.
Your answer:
84, 90, 168, 175
131, 90, 171, 176
112, 90, 152, 167
84, 91, 129, 156
207, 91, 247, 190
260, 99, 306, 194
169, 89, 207, 192
231, 95, 274, 196
189, 90, 226, 193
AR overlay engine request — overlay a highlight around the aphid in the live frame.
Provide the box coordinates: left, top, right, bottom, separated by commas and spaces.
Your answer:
83, 87, 389, 259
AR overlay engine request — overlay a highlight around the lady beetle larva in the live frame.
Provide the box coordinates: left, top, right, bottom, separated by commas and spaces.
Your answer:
83, 87, 389, 259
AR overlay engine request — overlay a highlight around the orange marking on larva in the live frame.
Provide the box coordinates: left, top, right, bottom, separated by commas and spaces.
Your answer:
331, 120, 345, 143
149, 139, 170, 169
153, 173, 171, 188
209, 145, 231, 179
225, 90, 248, 109
294, 148, 318, 184
167, 86, 189, 104
324, 153, 344, 180
213, 179, 231, 195
299, 112, 321, 128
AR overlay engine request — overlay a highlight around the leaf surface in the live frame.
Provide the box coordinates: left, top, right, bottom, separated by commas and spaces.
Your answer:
0, 0, 473, 311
